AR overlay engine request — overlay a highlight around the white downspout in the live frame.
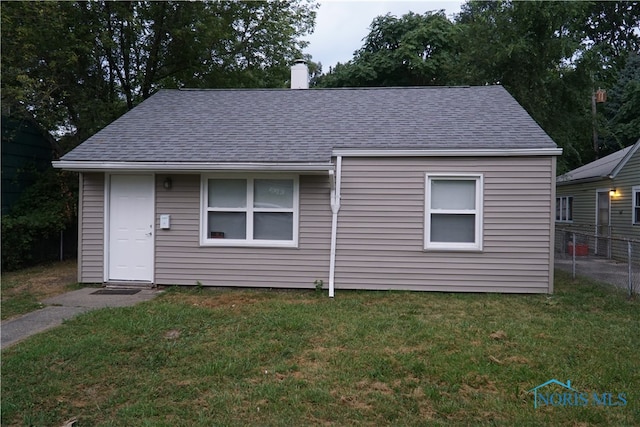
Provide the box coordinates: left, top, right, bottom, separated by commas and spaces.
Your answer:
328, 155, 342, 298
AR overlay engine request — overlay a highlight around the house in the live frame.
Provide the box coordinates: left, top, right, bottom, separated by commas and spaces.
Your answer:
53, 65, 562, 295
556, 139, 640, 260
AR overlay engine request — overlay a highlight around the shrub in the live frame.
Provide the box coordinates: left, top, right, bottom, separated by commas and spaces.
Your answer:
1, 169, 77, 270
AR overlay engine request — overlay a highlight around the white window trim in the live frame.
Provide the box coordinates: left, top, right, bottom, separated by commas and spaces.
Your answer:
633, 185, 640, 226
200, 174, 299, 247
424, 173, 483, 251
555, 195, 573, 223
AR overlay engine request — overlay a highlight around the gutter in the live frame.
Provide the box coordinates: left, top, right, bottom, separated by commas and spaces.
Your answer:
556, 176, 610, 186
332, 148, 563, 157
52, 160, 335, 173
328, 156, 342, 298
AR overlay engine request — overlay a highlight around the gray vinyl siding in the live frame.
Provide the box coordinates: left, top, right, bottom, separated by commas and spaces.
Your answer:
79, 173, 104, 283
154, 174, 331, 288
334, 157, 555, 293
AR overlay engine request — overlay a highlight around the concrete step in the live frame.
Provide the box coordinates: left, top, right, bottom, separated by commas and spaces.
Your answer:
104, 281, 155, 290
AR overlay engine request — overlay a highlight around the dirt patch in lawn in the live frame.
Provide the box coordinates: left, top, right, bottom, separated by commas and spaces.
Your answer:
168, 292, 267, 310
2, 260, 77, 298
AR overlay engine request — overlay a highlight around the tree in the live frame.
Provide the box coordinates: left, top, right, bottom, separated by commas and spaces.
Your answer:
315, 11, 458, 87
602, 52, 640, 152
1, 0, 317, 145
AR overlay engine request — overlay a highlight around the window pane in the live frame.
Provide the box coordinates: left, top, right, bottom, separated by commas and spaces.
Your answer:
556, 198, 561, 221
431, 180, 475, 210
254, 212, 293, 240
254, 179, 293, 209
208, 212, 246, 239
431, 214, 475, 243
567, 197, 573, 221
208, 179, 246, 208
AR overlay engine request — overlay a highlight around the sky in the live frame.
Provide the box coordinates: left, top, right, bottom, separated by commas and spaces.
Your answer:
304, 1, 465, 72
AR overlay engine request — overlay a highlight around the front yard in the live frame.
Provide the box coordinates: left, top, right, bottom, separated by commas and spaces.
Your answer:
1, 270, 638, 426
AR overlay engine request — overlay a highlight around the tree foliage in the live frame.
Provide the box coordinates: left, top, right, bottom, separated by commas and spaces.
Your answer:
1, 0, 317, 147
316, 11, 458, 87
1, 169, 77, 270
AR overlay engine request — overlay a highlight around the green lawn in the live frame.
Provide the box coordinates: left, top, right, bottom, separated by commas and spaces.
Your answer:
1, 259, 78, 320
2, 270, 638, 426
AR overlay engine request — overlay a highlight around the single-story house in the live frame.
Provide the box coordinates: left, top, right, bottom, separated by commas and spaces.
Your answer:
556, 139, 640, 260
53, 65, 562, 295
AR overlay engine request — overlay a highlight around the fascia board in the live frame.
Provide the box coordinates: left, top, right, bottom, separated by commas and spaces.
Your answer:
52, 161, 335, 173
609, 139, 640, 179
331, 148, 563, 157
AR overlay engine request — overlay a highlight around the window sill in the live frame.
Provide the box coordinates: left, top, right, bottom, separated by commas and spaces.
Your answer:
424, 244, 483, 252
200, 239, 298, 249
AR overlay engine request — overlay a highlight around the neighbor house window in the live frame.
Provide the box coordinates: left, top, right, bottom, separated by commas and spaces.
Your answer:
556, 196, 573, 222
633, 186, 640, 225
425, 174, 483, 251
201, 175, 298, 246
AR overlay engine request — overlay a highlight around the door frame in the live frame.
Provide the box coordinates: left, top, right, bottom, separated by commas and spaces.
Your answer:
595, 188, 611, 258
104, 173, 156, 283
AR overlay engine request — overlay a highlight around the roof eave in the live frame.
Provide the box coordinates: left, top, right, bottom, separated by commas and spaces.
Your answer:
332, 148, 562, 157
556, 175, 610, 186
609, 139, 640, 178
52, 161, 335, 173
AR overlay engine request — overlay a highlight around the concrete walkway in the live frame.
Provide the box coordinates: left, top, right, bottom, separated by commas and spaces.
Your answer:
1, 287, 162, 349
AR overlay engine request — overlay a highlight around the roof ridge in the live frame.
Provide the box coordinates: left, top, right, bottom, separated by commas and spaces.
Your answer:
174, 85, 479, 92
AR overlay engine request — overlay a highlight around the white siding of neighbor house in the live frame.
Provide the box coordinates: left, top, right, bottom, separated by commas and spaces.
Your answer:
334, 156, 555, 293
78, 173, 104, 283
555, 149, 639, 261
153, 174, 332, 288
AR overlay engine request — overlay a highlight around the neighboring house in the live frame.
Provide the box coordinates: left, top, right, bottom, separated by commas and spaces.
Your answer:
1, 115, 59, 215
53, 65, 562, 295
556, 139, 640, 261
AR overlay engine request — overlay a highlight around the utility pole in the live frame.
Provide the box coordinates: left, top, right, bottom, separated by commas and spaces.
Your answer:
592, 88, 607, 159
592, 90, 598, 159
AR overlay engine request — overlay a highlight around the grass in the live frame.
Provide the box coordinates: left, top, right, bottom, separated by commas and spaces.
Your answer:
1, 259, 79, 320
2, 270, 639, 426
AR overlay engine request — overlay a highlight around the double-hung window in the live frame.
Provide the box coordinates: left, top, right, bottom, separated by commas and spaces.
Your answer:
201, 175, 298, 247
425, 174, 483, 251
633, 186, 640, 225
555, 196, 573, 222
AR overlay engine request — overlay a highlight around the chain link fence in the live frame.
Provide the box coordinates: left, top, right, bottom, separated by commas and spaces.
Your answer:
555, 225, 640, 296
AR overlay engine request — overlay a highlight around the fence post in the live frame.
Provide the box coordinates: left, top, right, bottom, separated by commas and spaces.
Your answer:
572, 232, 576, 279
629, 241, 633, 296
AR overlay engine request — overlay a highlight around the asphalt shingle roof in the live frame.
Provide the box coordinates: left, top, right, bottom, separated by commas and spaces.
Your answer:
61, 86, 557, 163
557, 139, 640, 184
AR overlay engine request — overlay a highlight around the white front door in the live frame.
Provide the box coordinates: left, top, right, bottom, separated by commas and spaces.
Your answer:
108, 174, 154, 282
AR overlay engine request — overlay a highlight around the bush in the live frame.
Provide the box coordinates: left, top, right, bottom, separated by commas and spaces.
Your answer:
1, 169, 77, 270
